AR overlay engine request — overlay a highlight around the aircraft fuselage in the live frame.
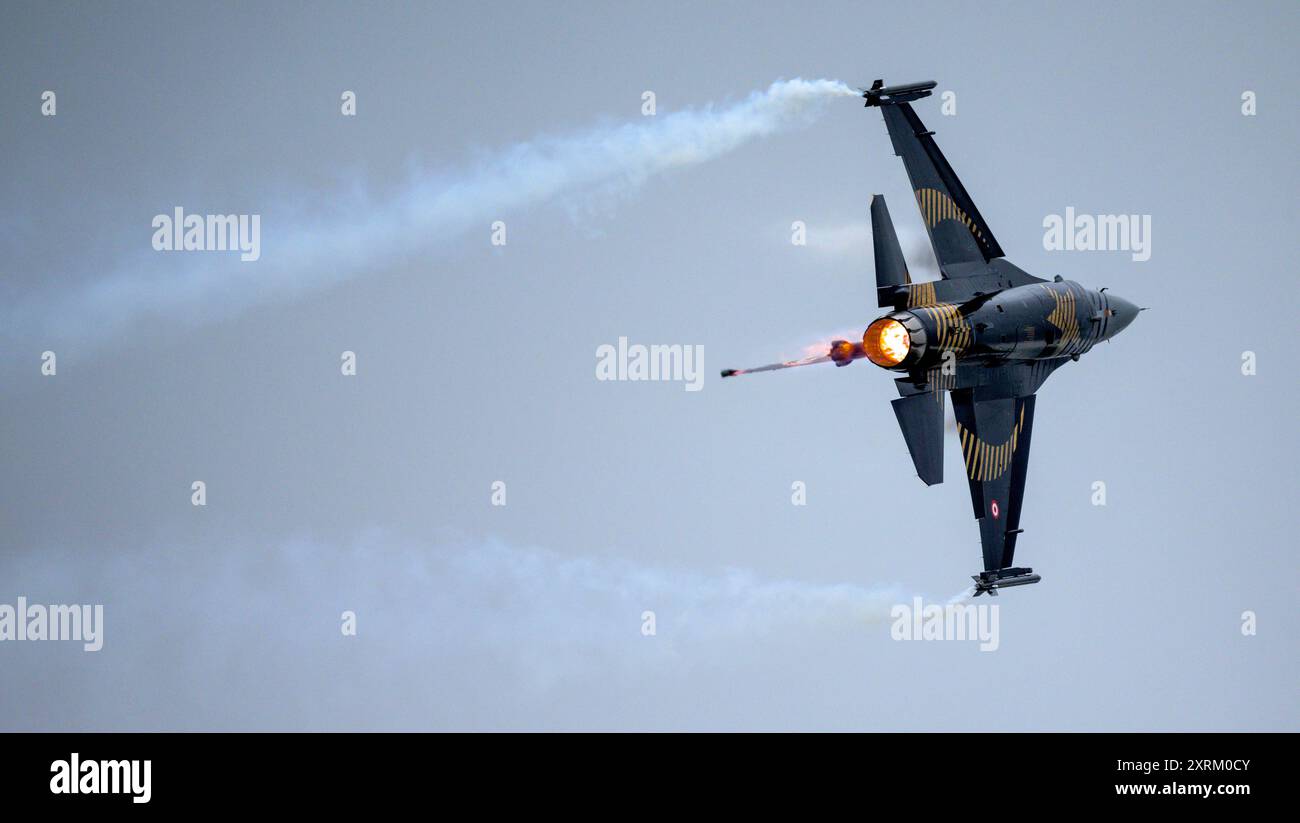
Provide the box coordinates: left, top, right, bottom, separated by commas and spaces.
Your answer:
863, 280, 1138, 371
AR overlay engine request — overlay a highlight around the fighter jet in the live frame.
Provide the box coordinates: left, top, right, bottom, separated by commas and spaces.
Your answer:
722, 79, 1140, 596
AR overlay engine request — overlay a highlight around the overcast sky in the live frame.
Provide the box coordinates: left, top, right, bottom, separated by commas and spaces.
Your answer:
0, 0, 1295, 730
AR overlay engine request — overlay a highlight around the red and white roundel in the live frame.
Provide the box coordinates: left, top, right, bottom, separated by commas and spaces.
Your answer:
990, 499, 1001, 520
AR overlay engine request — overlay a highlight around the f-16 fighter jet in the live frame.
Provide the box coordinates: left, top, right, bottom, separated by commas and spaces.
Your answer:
722, 80, 1140, 596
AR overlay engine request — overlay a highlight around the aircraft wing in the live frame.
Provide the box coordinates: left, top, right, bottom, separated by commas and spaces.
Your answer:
866, 81, 1006, 273
949, 390, 1037, 574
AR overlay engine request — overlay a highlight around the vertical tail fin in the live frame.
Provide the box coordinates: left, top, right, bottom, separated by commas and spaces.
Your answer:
871, 194, 910, 307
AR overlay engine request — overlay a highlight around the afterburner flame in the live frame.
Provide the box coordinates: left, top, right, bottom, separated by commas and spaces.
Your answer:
863, 318, 910, 367
830, 340, 857, 362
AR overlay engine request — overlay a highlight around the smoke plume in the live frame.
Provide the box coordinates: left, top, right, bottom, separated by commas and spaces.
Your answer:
8, 78, 857, 345
0, 533, 907, 730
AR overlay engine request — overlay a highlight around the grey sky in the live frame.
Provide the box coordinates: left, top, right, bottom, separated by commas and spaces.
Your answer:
0, 1, 1295, 730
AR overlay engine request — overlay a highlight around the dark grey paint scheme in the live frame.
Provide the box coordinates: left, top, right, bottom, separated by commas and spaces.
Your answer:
868, 80, 1140, 595
728, 80, 1141, 596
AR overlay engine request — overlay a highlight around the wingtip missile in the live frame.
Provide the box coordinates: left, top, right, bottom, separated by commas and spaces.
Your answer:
861, 80, 938, 107
718, 348, 843, 380
972, 567, 1041, 597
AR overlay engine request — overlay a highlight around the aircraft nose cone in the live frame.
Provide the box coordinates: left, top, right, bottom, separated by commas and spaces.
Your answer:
1105, 294, 1139, 337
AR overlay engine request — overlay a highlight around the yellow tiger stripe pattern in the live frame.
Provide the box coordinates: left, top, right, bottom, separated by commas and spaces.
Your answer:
1044, 286, 1081, 353
934, 302, 971, 352
906, 281, 937, 308
915, 302, 972, 354
956, 403, 1027, 482
914, 187, 987, 243
925, 366, 956, 407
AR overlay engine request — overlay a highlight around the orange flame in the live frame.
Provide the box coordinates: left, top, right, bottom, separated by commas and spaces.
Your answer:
863, 318, 910, 367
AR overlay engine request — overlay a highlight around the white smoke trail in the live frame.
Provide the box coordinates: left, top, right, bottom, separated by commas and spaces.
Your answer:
0, 533, 909, 729
946, 586, 976, 605
10, 78, 858, 345
805, 219, 941, 281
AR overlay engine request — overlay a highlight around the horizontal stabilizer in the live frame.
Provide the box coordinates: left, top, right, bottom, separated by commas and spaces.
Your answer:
891, 392, 944, 486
